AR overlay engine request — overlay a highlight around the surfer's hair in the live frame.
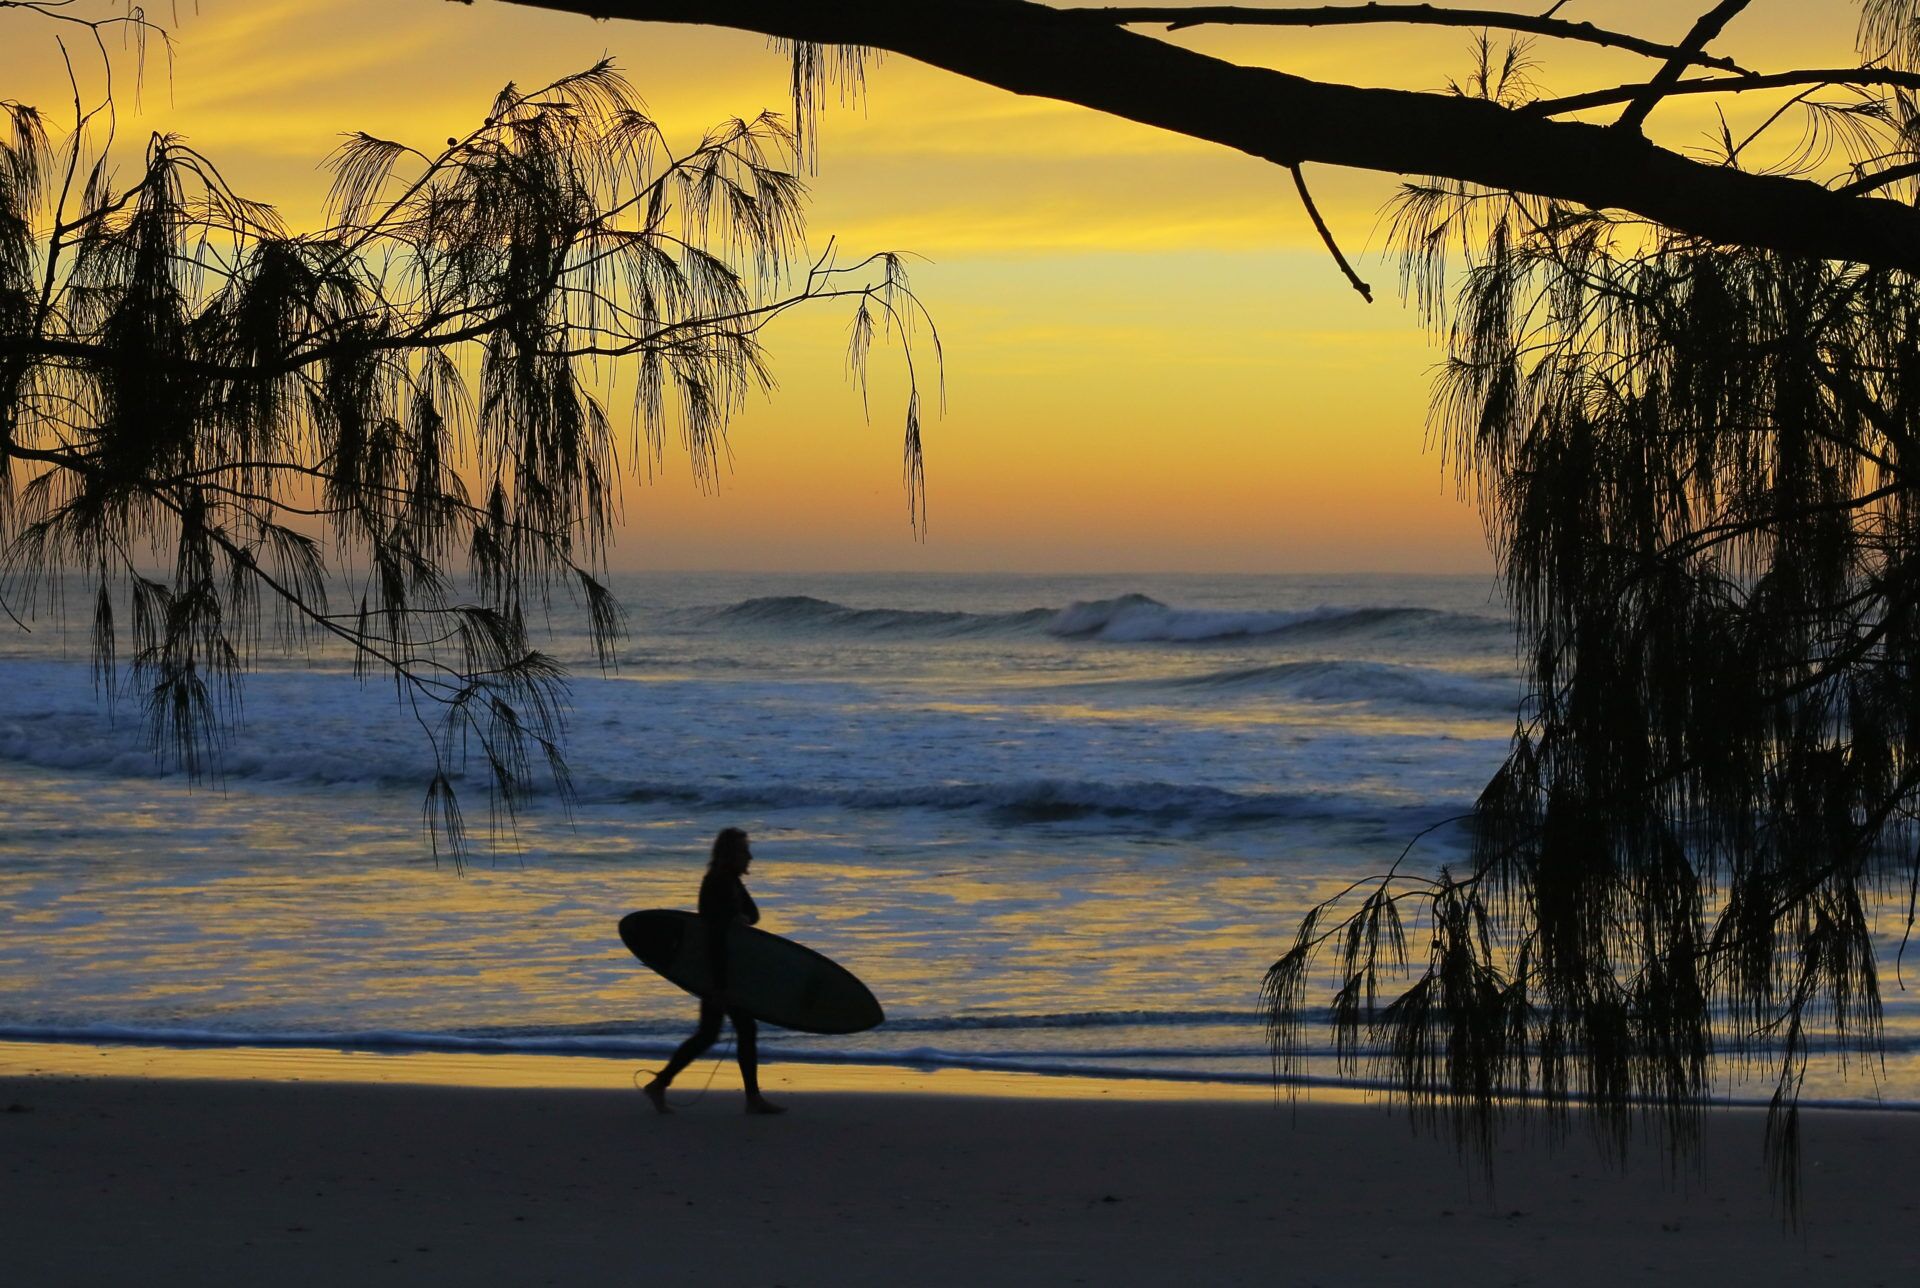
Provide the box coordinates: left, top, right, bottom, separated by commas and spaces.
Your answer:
711, 827, 751, 868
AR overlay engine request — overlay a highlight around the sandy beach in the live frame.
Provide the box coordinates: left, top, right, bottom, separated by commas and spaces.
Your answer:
2, 1043, 1915, 1287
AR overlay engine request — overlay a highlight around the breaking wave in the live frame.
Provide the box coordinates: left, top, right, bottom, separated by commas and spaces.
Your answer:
700, 593, 1507, 645
704, 595, 1054, 636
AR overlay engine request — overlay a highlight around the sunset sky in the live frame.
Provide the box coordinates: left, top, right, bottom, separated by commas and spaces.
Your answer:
0, 2, 1870, 571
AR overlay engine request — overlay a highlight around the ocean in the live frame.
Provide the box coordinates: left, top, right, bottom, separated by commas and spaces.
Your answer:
1, 571, 1914, 1106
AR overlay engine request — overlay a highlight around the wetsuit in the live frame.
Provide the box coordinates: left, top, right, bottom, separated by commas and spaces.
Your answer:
654, 866, 762, 1093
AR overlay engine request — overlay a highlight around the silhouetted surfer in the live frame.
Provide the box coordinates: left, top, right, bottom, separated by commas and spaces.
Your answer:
643, 828, 785, 1115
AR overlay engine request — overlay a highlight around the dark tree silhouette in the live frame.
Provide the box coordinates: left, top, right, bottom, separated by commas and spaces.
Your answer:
0, 3, 936, 863
498, 0, 1920, 273
494, 0, 1920, 1195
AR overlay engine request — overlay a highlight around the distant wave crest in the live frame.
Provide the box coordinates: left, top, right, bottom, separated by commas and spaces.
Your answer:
701, 592, 1507, 646
705, 595, 1053, 637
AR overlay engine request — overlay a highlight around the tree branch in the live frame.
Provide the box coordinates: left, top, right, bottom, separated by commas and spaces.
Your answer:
1616, 0, 1754, 133
492, 0, 1920, 274
1838, 158, 1920, 197
1525, 68, 1920, 119
1070, 4, 1751, 74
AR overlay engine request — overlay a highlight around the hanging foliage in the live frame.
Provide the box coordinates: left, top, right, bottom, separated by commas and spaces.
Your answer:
0, 19, 936, 865
1266, 10, 1920, 1206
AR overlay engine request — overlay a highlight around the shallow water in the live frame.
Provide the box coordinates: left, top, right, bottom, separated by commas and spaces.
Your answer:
0, 571, 1912, 1105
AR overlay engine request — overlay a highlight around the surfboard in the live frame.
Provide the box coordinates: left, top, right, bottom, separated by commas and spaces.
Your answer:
618, 910, 884, 1035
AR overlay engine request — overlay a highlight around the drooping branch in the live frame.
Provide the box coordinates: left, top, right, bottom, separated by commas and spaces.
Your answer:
1264, 171, 1920, 1192
492, 0, 1920, 273
1289, 163, 1370, 302
1, 50, 939, 862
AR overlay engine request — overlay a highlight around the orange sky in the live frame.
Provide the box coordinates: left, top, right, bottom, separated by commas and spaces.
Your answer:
0, 2, 1872, 571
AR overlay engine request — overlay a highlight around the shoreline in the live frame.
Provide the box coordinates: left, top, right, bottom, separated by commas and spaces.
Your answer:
4, 1037, 1915, 1114
0, 1037, 1298, 1101
6, 1042, 1920, 1284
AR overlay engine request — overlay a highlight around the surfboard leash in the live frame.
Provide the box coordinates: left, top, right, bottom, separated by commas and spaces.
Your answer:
632, 1041, 732, 1108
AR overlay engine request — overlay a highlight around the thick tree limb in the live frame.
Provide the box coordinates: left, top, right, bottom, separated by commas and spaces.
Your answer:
489, 0, 1920, 274
1071, 4, 1751, 74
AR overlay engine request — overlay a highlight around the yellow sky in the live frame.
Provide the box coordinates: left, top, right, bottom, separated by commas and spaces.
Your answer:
0, 2, 1872, 571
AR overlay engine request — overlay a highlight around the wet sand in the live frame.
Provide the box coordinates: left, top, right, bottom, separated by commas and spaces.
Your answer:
2, 1043, 1916, 1286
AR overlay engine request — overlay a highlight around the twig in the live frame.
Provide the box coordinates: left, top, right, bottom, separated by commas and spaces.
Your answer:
1522, 68, 1920, 119
1290, 163, 1371, 303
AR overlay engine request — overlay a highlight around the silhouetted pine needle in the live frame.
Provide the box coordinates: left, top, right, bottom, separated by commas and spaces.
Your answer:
1863, 0, 1920, 69
779, 40, 872, 173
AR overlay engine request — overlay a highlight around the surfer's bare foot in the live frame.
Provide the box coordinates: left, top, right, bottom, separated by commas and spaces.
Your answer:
642, 1080, 672, 1115
745, 1095, 786, 1115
